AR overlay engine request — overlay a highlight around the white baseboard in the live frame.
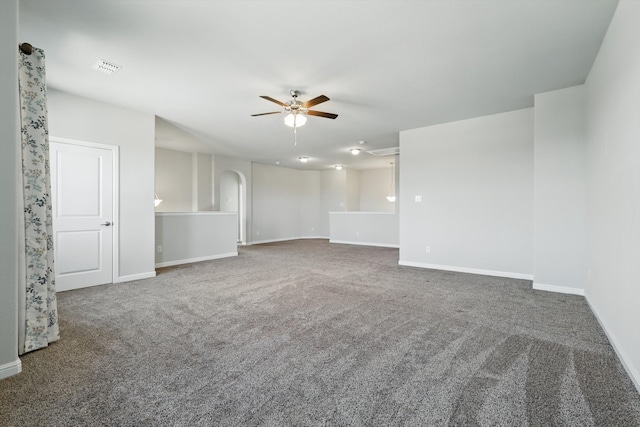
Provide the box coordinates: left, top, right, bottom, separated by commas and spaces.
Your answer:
585, 295, 640, 394
0, 359, 22, 380
114, 271, 156, 283
155, 252, 238, 268
249, 237, 296, 245
252, 237, 328, 245
398, 260, 533, 281
532, 282, 584, 296
330, 239, 399, 249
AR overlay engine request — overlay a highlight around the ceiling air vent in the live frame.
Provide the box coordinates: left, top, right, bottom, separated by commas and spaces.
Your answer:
366, 147, 399, 157
93, 59, 122, 75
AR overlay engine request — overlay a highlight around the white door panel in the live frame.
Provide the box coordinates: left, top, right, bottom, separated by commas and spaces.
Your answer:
56, 230, 102, 274
56, 152, 102, 217
51, 141, 114, 291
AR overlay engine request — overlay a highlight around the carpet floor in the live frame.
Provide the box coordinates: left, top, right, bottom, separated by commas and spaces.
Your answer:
1, 239, 639, 426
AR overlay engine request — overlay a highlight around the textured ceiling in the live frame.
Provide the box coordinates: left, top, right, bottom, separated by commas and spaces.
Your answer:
19, 0, 618, 170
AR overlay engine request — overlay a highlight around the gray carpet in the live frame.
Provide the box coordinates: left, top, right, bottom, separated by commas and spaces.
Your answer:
1, 239, 639, 426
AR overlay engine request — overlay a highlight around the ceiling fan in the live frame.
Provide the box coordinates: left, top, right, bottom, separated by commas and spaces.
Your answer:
251, 90, 338, 128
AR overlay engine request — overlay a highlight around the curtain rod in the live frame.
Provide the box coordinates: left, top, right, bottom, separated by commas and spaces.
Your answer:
19, 43, 33, 55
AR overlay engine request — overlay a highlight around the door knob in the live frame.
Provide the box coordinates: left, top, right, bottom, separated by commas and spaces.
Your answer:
101, 221, 112, 226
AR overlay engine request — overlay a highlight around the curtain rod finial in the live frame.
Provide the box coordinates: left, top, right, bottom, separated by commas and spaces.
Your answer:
19, 43, 33, 55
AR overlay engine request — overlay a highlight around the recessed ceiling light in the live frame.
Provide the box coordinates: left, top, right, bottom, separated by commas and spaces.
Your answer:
359, 140, 366, 145
335, 165, 343, 170
350, 148, 361, 155
275, 161, 280, 165
298, 156, 309, 163
93, 59, 122, 75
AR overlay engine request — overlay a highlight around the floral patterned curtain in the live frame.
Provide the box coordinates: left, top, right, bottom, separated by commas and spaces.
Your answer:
18, 45, 59, 353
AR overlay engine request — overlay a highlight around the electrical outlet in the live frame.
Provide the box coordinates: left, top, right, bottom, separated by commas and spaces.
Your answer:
425, 246, 430, 254
311, 227, 314, 232
157, 246, 162, 253
356, 230, 360, 236
415, 195, 422, 203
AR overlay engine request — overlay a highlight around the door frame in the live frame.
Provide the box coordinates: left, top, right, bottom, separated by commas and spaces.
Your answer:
50, 136, 120, 284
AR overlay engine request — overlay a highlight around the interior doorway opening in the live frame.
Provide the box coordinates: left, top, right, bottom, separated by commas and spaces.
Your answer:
219, 170, 246, 244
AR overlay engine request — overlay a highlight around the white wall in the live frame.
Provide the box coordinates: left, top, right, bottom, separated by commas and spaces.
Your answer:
330, 212, 399, 248
219, 170, 240, 213
196, 152, 213, 211
252, 163, 301, 242
584, 0, 640, 390
155, 212, 237, 267
47, 89, 156, 280
251, 163, 401, 243
252, 163, 400, 242
155, 117, 214, 213
319, 169, 347, 237
346, 169, 360, 211
155, 116, 214, 155
359, 168, 395, 212
399, 108, 534, 279
299, 170, 322, 238
251, 163, 322, 242
533, 86, 587, 294
0, 0, 21, 379
155, 147, 193, 212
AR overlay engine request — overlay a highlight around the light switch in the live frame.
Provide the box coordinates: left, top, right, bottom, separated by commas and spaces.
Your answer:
415, 195, 422, 202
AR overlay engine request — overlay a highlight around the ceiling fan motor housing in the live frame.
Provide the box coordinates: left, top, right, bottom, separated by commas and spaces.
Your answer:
286, 100, 304, 113
287, 90, 304, 113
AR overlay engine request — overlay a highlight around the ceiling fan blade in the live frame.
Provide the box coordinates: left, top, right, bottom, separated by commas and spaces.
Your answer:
302, 95, 330, 108
251, 111, 282, 117
260, 96, 286, 107
306, 110, 338, 119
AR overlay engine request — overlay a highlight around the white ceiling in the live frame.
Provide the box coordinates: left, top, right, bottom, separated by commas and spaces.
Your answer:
19, 0, 618, 170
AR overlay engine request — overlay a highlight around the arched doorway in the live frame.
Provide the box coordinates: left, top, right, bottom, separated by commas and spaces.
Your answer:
219, 170, 246, 244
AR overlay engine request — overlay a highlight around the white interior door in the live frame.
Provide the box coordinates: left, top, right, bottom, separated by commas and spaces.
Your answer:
50, 140, 115, 291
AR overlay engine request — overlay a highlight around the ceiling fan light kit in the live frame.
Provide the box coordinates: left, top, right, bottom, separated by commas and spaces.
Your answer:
284, 113, 306, 128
